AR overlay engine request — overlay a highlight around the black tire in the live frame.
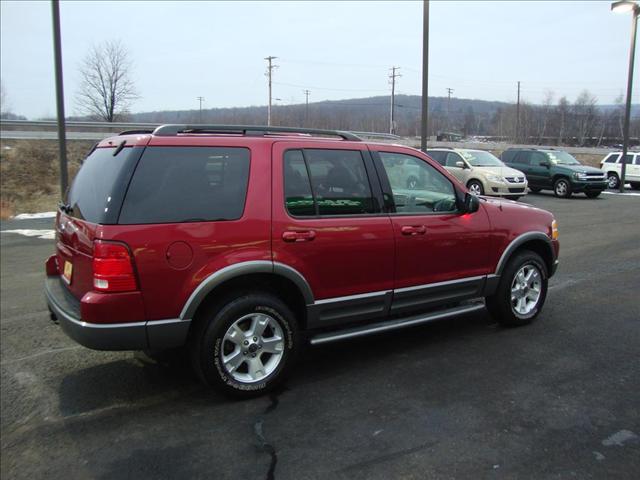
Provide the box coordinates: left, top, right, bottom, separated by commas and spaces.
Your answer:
553, 177, 572, 198
467, 179, 484, 196
485, 250, 548, 327
506, 196, 520, 201
529, 187, 542, 193
585, 191, 602, 198
607, 172, 620, 189
630, 182, 640, 191
190, 292, 300, 398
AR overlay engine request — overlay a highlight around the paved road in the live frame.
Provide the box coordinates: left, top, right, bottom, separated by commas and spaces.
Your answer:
1, 193, 639, 479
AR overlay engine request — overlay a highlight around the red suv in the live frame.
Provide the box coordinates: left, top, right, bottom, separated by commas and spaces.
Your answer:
45, 125, 560, 397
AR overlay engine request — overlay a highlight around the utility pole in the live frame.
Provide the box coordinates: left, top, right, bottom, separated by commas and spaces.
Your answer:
265, 56, 278, 126
197, 96, 205, 123
389, 66, 401, 135
51, 0, 68, 197
446, 87, 454, 131
421, 0, 429, 151
303, 89, 311, 126
515, 81, 521, 143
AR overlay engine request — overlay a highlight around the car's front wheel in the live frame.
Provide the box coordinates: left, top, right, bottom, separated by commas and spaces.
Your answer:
553, 178, 572, 198
529, 187, 542, 193
585, 191, 602, 198
486, 250, 548, 327
607, 172, 620, 189
190, 292, 300, 398
630, 182, 640, 191
467, 179, 484, 196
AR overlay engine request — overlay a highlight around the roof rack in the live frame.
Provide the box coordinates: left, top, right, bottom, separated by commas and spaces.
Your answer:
119, 129, 155, 136
151, 124, 361, 141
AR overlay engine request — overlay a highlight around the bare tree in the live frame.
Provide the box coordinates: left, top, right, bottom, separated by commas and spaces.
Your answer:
77, 40, 138, 122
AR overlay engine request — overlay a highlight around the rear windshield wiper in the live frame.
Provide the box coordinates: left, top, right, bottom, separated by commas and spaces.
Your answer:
113, 140, 127, 157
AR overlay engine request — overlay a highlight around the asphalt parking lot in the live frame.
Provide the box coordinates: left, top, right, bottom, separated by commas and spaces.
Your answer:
1, 191, 639, 480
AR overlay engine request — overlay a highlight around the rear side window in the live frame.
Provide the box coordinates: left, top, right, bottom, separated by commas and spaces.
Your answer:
66, 146, 140, 224
283, 149, 378, 216
513, 152, 531, 165
427, 150, 446, 166
119, 147, 250, 224
622, 154, 634, 164
501, 150, 519, 163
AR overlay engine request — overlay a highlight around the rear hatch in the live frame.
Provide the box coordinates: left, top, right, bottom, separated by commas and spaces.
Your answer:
55, 143, 144, 300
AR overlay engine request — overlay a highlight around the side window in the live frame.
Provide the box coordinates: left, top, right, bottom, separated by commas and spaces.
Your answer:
634, 155, 640, 165
530, 152, 547, 166
622, 154, 634, 165
445, 153, 463, 167
379, 152, 458, 214
283, 149, 378, 216
427, 151, 446, 166
513, 152, 530, 165
119, 147, 250, 224
604, 154, 621, 164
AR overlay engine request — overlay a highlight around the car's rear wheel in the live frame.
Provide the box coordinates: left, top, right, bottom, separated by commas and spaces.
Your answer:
467, 180, 484, 196
486, 250, 548, 327
190, 292, 299, 398
553, 178, 572, 198
585, 191, 602, 198
529, 187, 542, 193
607, 173, 620, 189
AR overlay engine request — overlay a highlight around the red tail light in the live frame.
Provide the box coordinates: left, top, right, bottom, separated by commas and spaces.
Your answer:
92, 241, 137, 292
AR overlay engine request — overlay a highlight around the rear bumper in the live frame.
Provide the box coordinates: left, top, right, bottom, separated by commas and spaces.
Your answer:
45, 276, 190, 351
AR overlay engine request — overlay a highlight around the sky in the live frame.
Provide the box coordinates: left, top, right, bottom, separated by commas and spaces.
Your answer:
0, 0, 638, 119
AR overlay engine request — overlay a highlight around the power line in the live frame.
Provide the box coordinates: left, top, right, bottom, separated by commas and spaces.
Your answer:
303, 89, 311, 126
446, 87, 454, 130
265, 56, 278, 126
389, 66, 401, 134
196, 96, 205, 123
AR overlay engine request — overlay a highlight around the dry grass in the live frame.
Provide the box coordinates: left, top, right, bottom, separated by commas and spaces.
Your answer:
0, 139, 93, 217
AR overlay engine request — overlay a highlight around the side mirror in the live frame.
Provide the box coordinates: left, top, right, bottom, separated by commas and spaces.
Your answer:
464, 192, 480, 213
455, 161, 465, 168
540, 161, 550, 168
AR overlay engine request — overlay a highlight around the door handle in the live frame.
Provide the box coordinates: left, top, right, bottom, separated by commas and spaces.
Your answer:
282, 230, 316, 242
401, 225, 426, 236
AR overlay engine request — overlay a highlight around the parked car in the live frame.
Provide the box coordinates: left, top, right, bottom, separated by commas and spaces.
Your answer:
599, 151, 640, 190
45, 125, 560, 398
501, 148, 607, 198
427, 148, 528, 200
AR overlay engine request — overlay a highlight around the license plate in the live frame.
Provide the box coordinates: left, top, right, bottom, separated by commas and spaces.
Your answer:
63, 261, 73, 284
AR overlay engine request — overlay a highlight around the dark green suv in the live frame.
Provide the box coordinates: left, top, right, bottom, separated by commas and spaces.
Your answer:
501, 148, 607, 198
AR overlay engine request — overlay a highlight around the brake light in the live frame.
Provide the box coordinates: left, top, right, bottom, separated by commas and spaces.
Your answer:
92, 241, 137, 292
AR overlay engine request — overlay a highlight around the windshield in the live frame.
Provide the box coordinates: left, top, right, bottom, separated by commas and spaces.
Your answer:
547, 151, 581, 165
460, 150, 503, 167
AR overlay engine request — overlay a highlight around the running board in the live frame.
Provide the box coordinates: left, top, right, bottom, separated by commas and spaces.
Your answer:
309, 302, 486, 345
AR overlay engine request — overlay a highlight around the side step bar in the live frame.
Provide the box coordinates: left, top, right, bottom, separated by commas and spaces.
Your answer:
309, 302, 485, 345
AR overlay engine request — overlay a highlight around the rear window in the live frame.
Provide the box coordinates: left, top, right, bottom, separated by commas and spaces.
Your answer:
118, 147, 250, 224
501, 150, 519, 163
66, 146, 140, 224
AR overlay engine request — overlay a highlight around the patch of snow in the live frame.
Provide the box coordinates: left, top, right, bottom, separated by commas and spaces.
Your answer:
1, 229, 55, 240
12, 211, 57, 220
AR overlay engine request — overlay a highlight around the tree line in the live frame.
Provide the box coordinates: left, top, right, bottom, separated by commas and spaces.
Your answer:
2, 39, 638, 147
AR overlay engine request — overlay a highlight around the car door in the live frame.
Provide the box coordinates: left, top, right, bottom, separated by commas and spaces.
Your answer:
371, 147, 492, 316
271, 141, 395, 328
527, 152, 551, 188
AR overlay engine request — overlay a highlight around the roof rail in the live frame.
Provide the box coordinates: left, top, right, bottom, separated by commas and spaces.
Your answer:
151, 124, 361, 141
119, 129, 155, 136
